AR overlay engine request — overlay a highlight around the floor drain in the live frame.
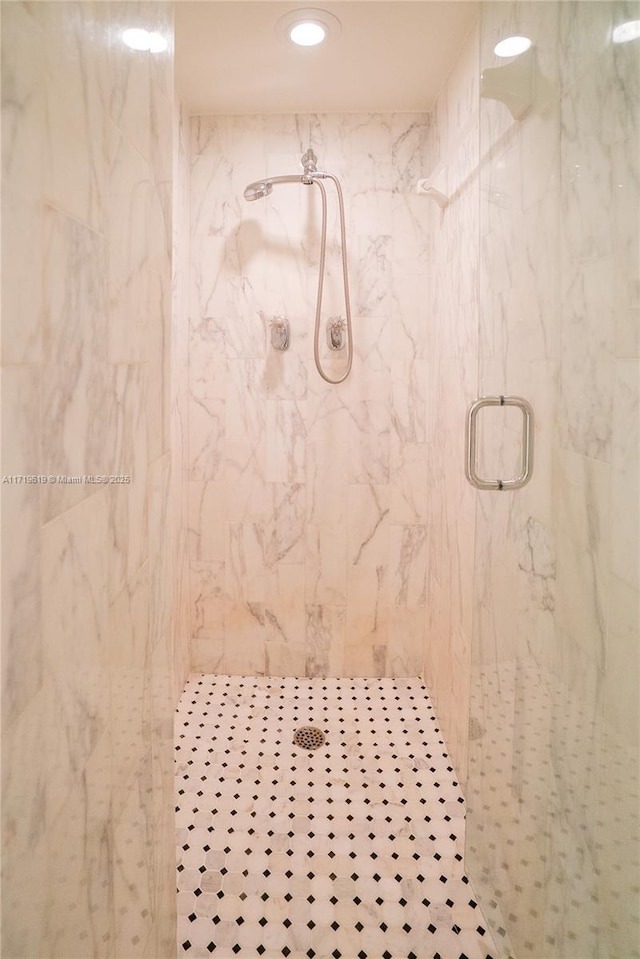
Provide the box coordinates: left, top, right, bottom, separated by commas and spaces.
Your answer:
293, 726, 326, 750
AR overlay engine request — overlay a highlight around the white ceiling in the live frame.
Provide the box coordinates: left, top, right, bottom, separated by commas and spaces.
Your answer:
175, 1, 479, 116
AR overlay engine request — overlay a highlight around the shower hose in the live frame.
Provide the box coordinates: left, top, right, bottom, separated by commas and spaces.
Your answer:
308, 173, 353, 385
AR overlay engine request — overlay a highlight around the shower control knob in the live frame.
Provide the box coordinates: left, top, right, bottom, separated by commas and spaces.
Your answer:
327, 315, 346, 351
270, 315, 290, 351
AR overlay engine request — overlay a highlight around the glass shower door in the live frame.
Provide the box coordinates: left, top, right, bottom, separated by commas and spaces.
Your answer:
466, 2, 640, 957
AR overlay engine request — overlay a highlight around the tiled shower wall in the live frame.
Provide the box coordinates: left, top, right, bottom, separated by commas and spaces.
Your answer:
422, 20, 480, 785
1, 4, 188, 956
187, 113, 434, 680
464, 3, 639, 958
172, 97, 193, 692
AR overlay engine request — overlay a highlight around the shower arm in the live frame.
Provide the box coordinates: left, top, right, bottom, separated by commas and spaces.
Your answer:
309, 173, 353, 385
270, 174, 310, 186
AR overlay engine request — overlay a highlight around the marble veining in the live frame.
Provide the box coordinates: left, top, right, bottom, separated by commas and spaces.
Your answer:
465, 3, 640, 958
2, 4, 188, 957
187, 113, 432, 679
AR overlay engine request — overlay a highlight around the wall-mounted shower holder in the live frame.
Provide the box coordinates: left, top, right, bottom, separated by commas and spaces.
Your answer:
270, 315, 290, 351
326, 315, 346, 351
416, 165, 449, 206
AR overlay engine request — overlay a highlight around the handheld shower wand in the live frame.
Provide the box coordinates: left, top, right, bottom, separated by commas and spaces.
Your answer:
243, 151, 353, 385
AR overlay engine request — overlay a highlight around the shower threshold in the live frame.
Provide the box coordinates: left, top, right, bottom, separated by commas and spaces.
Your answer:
175, 675, 499, 959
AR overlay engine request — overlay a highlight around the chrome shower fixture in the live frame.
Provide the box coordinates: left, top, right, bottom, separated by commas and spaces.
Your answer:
327, 316, 346, 351
243, 175, 300, 201
269, 315, 290, 351
242, 151, 353, 384
301, 148, 318, 177
244, 180, 273, 202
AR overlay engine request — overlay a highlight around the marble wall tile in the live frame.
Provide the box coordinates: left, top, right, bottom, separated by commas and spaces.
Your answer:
420, 16, 480, 784
464, 5, 639, 959
611, 359, 639, 587
109, 563, 151, 818
388, 607, 425, 677
1, 369, 42, 727
2, 4, 184, 957
1, 2, 46, 209
613, 136, 640, 359
107, 1, 152, 161
148, 3, 173, 101
192, 113, 267, 157
188, 480, 227, 562
264, 563, 306, 645
224, 602, 267, 675
266, 399, 307, 483
42, 491, 110, 819
305, 439, 350, 525
560, 105, 615, 264
187, 113, 432, 677
389, 441, 429, 525
170, 95, 193, 699
558, 0, 615, 89
391, 359, 426, 443
603, 575, 640, 747
107, 123, 151, 364
107, 363, 149, 597
554, 450, 611, 668
389, 524, 427, 608
347, 483, 390, 568
344, 565, 389, 676
45, 731, 115, 958
188, 393, 226, 481
148, 451, 174, 657
41, 207, 111, 522
191, 637, 225, 675
225, 523, 268, 602
150, 83, 173, 194
388, 275, 430, 360
191, 561, 226, 638
264, 482, 306, 566
189, 315, 228, 401
305, 605, 346, 677
265, 642, 307, 677
1, 195, 44, 366
1, 682, 49, 956
305, 524, 349, 605
147, 268, 172, 462
152, 155, 174, 255
39, 1, 109, 232
347, 389, 392, 486
2, 821, 48, 957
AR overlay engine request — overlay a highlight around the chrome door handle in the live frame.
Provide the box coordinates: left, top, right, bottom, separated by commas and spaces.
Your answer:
465, 395, 534, 490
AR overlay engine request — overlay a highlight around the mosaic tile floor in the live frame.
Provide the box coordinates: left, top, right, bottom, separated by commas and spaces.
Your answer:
176, 676, 500, 959
466, 661, 640, 959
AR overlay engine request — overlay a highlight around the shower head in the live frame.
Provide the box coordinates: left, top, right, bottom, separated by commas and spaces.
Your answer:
244, 179, 273, 202
243, 172, 315, 202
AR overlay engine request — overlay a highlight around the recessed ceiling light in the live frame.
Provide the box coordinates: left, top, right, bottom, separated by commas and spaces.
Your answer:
276, 9, 341, 48
612, 19, 640, 43
122, 27, 168, 53
290, 21, 326, 47
494, 35, 532, 58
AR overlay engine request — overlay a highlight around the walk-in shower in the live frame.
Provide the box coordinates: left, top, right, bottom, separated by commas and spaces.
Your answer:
243, 149, 353, 385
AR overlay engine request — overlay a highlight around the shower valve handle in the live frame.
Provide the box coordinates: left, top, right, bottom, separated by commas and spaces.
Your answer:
269, 315, 290, 351
327, 316, 346, 351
